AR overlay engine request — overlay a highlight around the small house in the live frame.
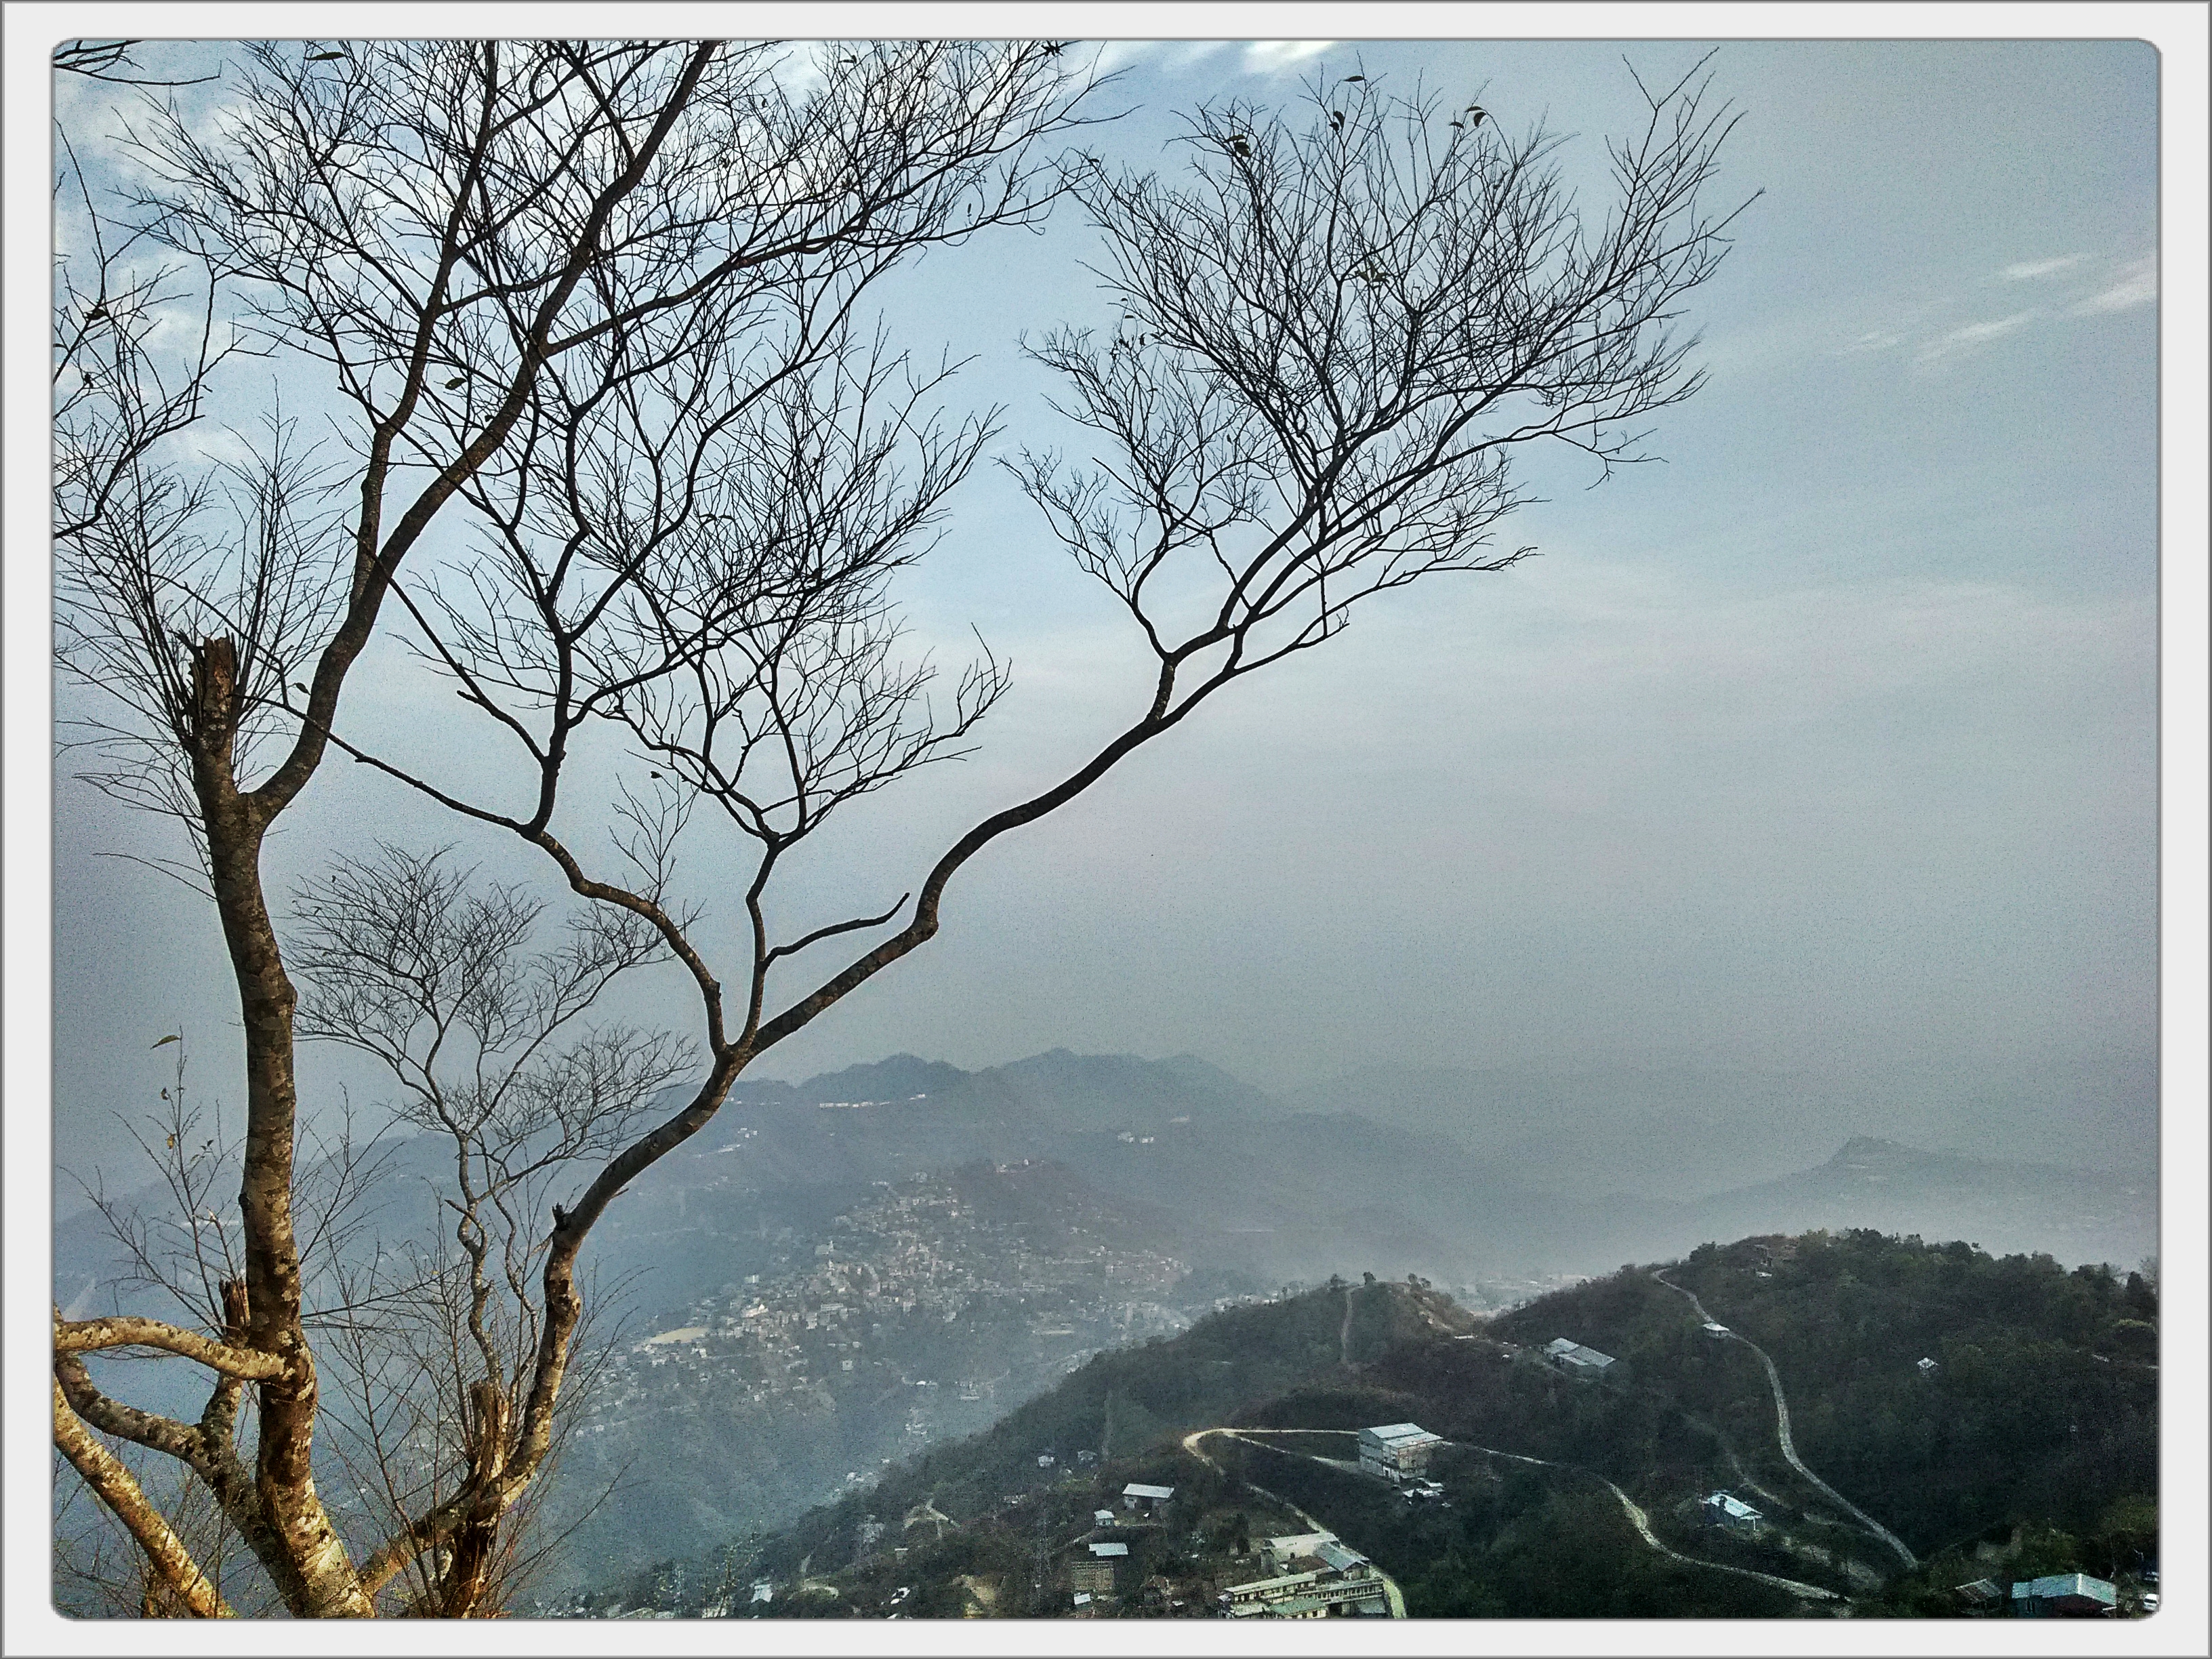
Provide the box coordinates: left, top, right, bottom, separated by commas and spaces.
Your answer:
1122, 1482, 1175, 1513
1093, 1509, 1117, 1528
1702, 1491, 1765, 1537
1357, 1422, 1443, 1483
1917, 1357, 1938, 1376
2011, 1573, 2116, 1618
1071, 1540, 1128, 1599
1544, 1337, 1625, 1381
1700, 1321, 1730, 1338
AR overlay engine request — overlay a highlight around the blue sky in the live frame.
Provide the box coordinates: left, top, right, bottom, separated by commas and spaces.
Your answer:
28, 28, 2175, 1186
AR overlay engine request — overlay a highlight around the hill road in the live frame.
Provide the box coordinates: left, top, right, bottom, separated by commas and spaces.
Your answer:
1650, 1270, 1918, 1568
1185, 1427, 1837, 1606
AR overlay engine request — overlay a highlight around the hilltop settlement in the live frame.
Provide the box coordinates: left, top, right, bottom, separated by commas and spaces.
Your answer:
554, 1228, 2156, 1621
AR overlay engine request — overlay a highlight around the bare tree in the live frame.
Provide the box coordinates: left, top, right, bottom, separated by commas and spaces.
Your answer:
287, 844, 687, 1616
53, 37, 1097, 1618
54, 39, 220, 86
54, 41, 1747, 1620
319, 41, 1744, 1590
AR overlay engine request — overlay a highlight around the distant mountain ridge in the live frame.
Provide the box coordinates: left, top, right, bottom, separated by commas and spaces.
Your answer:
1682, 1135, 2154, 1267
1288, 1057, 2156, 1197
58, 1050, 2156, 1339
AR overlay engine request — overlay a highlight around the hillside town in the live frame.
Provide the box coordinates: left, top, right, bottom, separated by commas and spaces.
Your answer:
568, 1164, 1199, 1501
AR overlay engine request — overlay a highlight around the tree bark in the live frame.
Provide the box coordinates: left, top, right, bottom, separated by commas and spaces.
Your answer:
187, 636, 373, 1616
53, 1378, 233, 1619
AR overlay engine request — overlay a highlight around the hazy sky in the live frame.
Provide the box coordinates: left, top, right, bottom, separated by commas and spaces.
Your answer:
37, 30, 2170, 1193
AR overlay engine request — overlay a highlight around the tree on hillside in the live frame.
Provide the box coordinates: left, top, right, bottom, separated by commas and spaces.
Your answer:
54, 39, 1748, 1617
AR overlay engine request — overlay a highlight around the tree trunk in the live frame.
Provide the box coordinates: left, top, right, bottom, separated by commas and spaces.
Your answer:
189, 637, 373, 1617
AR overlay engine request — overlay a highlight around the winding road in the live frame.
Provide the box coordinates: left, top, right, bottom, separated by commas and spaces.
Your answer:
1185, 1427, 1836, 1606
1448, 1435, 1839, 1601
1650, 1271, 1918, 1568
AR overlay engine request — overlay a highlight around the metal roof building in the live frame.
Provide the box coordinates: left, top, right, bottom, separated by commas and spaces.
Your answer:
2011, 1573, 2116, 1617
1313, 1541, 1372, 1576
1543, 1337, 1622, 1378
1357, 1422, 1443, 1483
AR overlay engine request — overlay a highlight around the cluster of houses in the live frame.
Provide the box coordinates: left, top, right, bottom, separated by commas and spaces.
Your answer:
1069, 1485, 1178, 1603
1218, 1531, 1393, 1619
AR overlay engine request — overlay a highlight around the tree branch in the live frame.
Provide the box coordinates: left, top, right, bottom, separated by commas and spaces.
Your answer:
53, 1378, 234, 1618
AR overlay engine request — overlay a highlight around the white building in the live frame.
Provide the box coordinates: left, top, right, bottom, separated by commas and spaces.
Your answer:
1357, 1422, 1443, 1483
1262, 1532, 1336, 1573
1122, 1482, 1175, 1513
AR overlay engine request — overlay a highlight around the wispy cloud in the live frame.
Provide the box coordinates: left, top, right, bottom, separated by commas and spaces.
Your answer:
2072, 255, 2156, 314
1915, 310, 2039, 366
1833, 249, 2154, 374
1999, 255, 2085, 282
1837, 329, 1905, 355
1241, 41, 1334, 73
1090, 39, 1330, 78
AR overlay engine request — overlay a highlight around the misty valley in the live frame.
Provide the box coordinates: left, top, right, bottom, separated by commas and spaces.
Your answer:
55, 1048, 2158, 1620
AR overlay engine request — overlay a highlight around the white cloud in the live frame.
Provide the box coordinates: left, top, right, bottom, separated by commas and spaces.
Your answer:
1081, 39, 1332, 81
1998, 255, 2084, 281
1913, 309, 2037, 366
1240, 41, 1334, 74
2072, 255, 2156, 315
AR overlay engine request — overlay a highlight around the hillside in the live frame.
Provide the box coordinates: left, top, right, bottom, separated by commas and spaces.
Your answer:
537, 1158, 1233, 1580
571, 1231, 2157, 1621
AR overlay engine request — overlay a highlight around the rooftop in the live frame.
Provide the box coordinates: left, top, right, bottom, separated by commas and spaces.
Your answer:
1313, 1541, 1369, 1574
1544, 1336, 1618, 1369
2013, 1574, 2116, 1606
1359, 1422, 1442, 1448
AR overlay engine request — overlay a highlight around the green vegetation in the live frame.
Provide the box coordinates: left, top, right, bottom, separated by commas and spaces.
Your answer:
599, 1231, 2156, 1620
1667, 1231, 2157, 1551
